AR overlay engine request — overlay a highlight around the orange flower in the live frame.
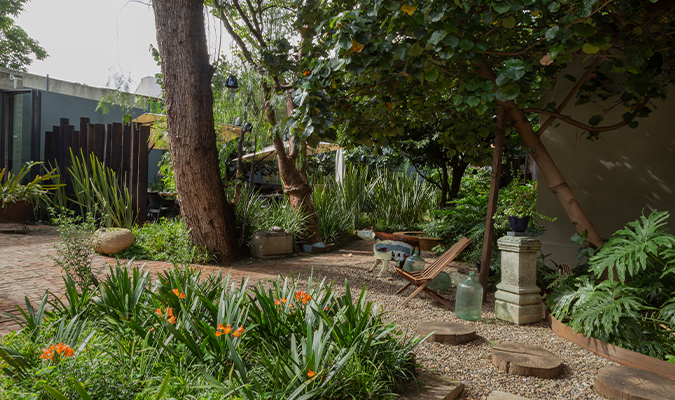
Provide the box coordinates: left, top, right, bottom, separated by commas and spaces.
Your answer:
39, 343, 75, 361
324, 306, 329, 311
155, 308, 163, 315
172, 289, 186, 299
280, 298, 287, 303
288, 303, 294, 308
233, 326, 245, 338
295, 291, 306, 301
167, 315, 176, 324
303, 70, 311, 76
215, 331, 224, 337
275, 300, 281, 305
166, 308, 174, 317
302, 294, 312, 304
307, 369, 316, 378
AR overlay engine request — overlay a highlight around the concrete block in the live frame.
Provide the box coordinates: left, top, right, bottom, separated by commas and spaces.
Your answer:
250, 231, 293, 258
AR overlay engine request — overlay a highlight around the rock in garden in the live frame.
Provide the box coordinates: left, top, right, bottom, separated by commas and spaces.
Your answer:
93, 228, 135, 255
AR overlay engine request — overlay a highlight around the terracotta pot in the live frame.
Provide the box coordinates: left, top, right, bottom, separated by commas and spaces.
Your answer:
0, 200, 33, 224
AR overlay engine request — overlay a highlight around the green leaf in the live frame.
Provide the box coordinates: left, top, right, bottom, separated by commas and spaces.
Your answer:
497, 83, 520, 100
459, 39, 474, 51
582, 43, 600, 54
481, 80, 495, 91
409, 42, 424, 57
428, 30, 447, 46
467, 96, 481, 107
43, 386, 69, 400
338, 35, 352, 50
502, 17, 516, 29
493, 3, 510, 14
495, 73, 509, 86
503, 59, 528, 80
73, 381, 93, 400
545, 26, 559, 40
588, 114, 603, 126
574, 23, 596, 38
550, 44, 564, 59
437, 47, 455, 59
425, 67, 440, 82
444, 36, 459, 48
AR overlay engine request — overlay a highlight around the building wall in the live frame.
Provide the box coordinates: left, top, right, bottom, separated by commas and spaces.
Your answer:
537, 77, 675, 266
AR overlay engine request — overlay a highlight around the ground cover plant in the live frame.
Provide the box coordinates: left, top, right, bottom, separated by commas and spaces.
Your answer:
0, 265, 422, 399
548, 210, 675, 362
118, 218, 216, 265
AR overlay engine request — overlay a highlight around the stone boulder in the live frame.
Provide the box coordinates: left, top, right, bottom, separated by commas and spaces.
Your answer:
93, 228, 135, 255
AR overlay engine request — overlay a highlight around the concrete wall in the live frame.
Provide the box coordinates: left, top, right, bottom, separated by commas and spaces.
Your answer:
537, 76, 675, 266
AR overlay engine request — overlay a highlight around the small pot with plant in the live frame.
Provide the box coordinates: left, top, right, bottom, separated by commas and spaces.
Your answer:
0, 162, 63, 224
495, 179, 555, 233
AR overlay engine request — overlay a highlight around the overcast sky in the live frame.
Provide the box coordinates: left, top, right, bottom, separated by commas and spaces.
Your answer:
16, 0, 229, 91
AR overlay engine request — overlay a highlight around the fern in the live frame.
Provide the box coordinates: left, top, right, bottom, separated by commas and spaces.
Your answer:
588, 210, 675, 282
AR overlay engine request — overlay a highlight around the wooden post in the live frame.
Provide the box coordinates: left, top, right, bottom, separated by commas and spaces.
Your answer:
103, 124, 113, 168
79, 118, 89, 156
129, 123, 140, 217
93, 124, 105, 162
86, 123, 95, 157
110, 122, 123, 173
121, 123, 132, 188
479, 108, 507, 297
63, 124, 75, 196
136, 125, 150, 224
44, 131, 53, 167
57, 118, 69, 177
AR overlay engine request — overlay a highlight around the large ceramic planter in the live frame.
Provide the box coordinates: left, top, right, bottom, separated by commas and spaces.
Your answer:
393, 231, 443, 251
0, 200, 33, 224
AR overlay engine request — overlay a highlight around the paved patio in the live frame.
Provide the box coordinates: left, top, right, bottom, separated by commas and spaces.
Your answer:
0, 224, 374, 335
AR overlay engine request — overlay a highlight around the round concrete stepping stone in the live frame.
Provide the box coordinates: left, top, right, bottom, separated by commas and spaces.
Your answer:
417, 321, 477, 344
595, 366, 675, 400
491, 342, 563, 378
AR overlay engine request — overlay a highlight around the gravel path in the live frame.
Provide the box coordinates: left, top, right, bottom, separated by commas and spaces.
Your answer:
296, 258, 613, 400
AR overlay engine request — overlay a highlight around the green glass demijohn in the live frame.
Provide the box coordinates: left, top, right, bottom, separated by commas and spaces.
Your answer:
455, 272, 483, 321
403, 249, 425, 272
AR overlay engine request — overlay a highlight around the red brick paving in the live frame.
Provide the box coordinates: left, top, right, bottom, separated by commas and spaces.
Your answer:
0, 224, 374, 335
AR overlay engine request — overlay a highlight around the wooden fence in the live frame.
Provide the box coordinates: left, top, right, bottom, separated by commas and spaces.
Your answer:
43, 117, 150, 224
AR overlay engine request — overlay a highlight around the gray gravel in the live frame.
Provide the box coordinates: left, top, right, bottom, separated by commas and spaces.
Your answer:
290, 259, 612, 400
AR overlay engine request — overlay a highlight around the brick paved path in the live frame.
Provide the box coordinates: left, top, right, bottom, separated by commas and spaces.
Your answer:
0, 224, 374, 335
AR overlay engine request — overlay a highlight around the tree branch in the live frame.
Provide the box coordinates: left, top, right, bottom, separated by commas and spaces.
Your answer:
245, 0, 262, 35
523, 100, 649, 134
232, 0, 268, 48
213, 2, 260, 70
535, 36, 619, 136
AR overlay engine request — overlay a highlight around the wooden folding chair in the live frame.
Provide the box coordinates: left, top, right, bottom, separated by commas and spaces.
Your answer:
394, 237, 472, 310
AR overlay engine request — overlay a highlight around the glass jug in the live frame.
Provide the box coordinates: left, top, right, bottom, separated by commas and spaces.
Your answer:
455, 272, 483, 321
403, 249, 425, 272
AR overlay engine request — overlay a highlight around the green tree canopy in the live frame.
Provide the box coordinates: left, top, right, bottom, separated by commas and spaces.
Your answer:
0, 0, 47, 70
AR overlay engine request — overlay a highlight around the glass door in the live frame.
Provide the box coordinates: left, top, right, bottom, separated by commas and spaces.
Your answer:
0, 90, 41, 179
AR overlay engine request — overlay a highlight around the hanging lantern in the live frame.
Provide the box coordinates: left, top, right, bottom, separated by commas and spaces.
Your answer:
225, 74, 239, 90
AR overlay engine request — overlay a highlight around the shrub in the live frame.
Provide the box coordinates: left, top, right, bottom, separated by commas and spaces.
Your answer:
118, 218, 215, 265
0, 264, 424, 399
549, 210, 675, 361
49, 208, 100, 289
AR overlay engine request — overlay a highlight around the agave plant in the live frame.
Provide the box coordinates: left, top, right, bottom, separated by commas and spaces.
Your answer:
0, 161, 63, 208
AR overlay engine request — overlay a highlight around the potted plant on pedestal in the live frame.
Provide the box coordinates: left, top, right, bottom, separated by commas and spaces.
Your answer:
495, 180, 555, 233
0, 162, 63, 224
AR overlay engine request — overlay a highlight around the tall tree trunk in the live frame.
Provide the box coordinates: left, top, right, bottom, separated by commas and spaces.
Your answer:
439, 164, 449, 209
479, 108, 506, 296
153, 0, 239, 261
448, 160, 469, 203
272, 132, 322, 245
476, 58, 604, 248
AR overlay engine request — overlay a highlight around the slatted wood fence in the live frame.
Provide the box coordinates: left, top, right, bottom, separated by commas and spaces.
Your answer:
43, 117, 150, 224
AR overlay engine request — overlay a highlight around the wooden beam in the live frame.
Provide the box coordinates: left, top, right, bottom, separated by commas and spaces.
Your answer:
136, 125, 150, 225
479, 108, 507, 297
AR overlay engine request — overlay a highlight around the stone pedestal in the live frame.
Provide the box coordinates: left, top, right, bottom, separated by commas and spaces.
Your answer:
494, 236, 542, 325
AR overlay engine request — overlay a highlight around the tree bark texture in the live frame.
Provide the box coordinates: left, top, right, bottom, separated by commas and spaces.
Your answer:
476, 57, 604, 248
448, 160, 469, 203
479, 108, 506, 296
153, 0, 239, 261
272, 132, 322, 245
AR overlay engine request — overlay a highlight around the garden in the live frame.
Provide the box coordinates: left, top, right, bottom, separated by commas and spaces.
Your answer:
2, 0, 675, 399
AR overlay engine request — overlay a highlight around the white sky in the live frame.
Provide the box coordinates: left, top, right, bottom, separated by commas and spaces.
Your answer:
16, 0, 231, 90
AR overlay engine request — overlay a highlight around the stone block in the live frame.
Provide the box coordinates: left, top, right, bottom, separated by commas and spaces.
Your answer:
93, 228, 134, 255
398, 374, 464, 400
494, 301, 543, 325
250, 231, 293, 258
487, 391, 531, 400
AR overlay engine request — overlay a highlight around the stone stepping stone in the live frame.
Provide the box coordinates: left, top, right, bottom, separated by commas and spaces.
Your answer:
595, 366, 675, 400
491, 342, 563, 378
417, 321, 477, 344
487, 392, 531, 400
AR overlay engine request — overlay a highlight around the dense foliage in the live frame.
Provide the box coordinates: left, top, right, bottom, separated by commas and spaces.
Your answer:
549, 210, 675, 361
0, 265, 422, 399
0, 0, 47, 70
